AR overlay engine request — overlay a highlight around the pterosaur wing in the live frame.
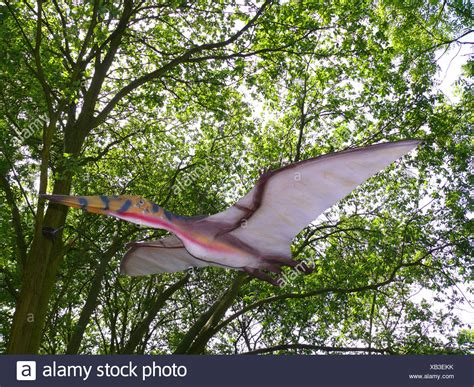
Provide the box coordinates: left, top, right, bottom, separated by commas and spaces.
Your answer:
121, 234, 226, 275
207, 140, 420, 257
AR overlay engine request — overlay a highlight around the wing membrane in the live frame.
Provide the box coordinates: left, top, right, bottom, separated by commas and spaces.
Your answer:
121, 235, 220, 276
207, 140, 420, 256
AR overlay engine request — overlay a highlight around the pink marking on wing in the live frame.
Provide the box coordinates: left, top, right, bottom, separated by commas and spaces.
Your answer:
111, 211, 237, 254
178, 231, 237, 254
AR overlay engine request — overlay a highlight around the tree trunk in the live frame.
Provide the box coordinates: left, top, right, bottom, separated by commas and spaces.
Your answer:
7, 132, 85, 354
174, 273, 248, 354
8, 189, 69, 353
66, 240, 124, 354
121, 274, 189, 354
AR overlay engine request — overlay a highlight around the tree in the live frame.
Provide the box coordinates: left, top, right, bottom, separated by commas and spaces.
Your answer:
0, 0, 472, 354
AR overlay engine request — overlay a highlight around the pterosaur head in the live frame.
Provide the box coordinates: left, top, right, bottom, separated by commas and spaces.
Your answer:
41, 194, 174, 229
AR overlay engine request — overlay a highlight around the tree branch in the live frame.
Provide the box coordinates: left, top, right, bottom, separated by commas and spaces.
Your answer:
93, 0, 273, 129
121, 274, 190, 354
174, 273, 249, 354
417, 29, 473, 58
65, 233, 130, 354
0, 174, 28, 266
242, 343, 394, 355
186, 273, 249, 354
71, 0, 135, 146
33, 0, 54, 116
212, 246, 449, 334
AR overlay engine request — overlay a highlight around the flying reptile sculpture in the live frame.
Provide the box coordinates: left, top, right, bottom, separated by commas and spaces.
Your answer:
42, 140, 420, 285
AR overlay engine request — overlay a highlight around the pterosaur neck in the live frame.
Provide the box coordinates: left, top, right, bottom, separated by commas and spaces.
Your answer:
154, 207, 190, 236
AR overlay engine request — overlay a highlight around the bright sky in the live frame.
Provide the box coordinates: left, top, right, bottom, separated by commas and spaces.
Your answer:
435, 34, 473, 102
410, 33, 473, 338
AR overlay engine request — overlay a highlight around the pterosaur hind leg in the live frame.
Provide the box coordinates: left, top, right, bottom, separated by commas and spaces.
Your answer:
295, 261, 314, 274
245, 256, 313, 286
258, 262, 283, 274
262, 255, 314, 274
262, 255, 299, 267
244, 267, 280, 286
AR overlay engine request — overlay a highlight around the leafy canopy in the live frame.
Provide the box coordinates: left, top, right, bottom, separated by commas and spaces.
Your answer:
0, 0, 472, 354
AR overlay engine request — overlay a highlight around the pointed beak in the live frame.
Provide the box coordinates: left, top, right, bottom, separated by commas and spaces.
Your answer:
40, 194, 169, 229
40, 194, 134, 216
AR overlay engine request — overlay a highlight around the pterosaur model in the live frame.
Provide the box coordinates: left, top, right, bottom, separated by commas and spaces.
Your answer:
42, 140, 420, 285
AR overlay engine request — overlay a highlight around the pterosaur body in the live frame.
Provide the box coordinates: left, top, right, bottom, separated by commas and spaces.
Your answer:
43, 140, 420, 284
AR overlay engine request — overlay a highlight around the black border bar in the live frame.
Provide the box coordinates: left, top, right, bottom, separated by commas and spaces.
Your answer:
1, 355, 472, 386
